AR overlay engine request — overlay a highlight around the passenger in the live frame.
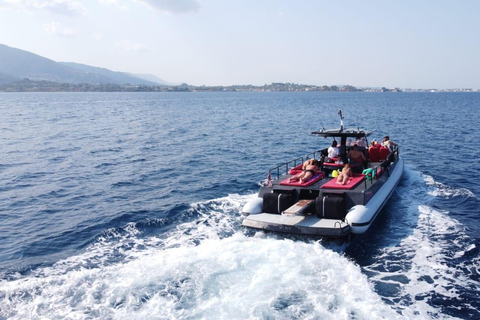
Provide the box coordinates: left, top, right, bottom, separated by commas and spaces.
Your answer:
289, 159, 319, 183
369, 139, 380, 149
327, 140, 340, 158
336, 163, 353, 185
347, 144, 366, 166
382, 136, 398, 151
356, 137, 368, 147
301, 158, 313, 170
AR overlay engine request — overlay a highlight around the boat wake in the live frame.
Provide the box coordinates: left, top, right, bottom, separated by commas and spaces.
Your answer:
424, 174, 476, 199
1, 194, 400, 319
362, 166, 480, 319
1, 167, 478, 319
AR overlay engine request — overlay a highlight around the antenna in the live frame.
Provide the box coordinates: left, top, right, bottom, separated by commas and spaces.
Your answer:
319, 118, 325, 131
338, 109, 344, 132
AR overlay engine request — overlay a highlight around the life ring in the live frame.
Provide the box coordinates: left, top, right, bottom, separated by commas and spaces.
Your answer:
362, 168, 375, 180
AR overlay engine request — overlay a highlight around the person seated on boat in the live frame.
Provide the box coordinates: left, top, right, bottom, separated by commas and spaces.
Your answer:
288, 159, 319, 183
336, 163, 353, 185
369, 139, 380, 149
347, 144, 366, 166
327, 140, 340, 158
381, 136, 398, 152
355, 137, 368, 147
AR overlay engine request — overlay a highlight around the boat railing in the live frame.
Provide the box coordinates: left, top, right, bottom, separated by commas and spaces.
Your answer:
268, 150, 323, 180
268, 156, 305, 180
362, 147, 400, 190
361, 147, 400, 204
305, 150, 324, 161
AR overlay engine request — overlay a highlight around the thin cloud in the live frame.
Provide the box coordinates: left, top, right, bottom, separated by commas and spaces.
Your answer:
43, 21, 77, 37
115, 40, 148, 52
0, 0, 87, 16
93, 33, 104, 41
99, 0, 128, 11
134, 0, 201, 14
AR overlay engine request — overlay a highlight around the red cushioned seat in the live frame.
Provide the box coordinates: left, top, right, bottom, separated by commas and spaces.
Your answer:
321, 174, 365, 190
379, 147, 390, 161
280, 172, 324, 187
288, 164, 303, 175
368, 147, 380, 162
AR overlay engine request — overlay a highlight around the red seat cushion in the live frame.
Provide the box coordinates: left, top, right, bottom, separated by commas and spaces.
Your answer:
320, 174, 365, 189
379, 147, 390, 160
368, 147, 380, 162
280, 172, 324, 187
288, 164, 303, 175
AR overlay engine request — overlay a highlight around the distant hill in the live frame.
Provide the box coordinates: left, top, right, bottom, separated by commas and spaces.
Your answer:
125, 73, 177, 86
60, 62, 159, 86
0, 43, 115, 84
0, 43, 172, 86
0, 71, 21, 84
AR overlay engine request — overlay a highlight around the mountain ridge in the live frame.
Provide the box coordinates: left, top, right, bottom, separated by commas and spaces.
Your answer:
0, 43, 171, 86
59, 62, 161, 86
124, 72, 177, 86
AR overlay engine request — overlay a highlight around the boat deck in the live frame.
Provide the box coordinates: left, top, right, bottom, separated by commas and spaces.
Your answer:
270, 160, 388, 197
242, 213, 350, 237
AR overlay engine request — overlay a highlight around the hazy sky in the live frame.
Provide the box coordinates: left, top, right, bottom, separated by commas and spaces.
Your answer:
1, 0, 479, 88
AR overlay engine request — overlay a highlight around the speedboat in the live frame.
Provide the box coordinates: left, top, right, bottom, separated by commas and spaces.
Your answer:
242, 110, 403, 238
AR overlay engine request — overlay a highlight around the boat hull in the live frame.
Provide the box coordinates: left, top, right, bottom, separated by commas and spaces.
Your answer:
241, 197, 263, 216
346, 157, 404, 234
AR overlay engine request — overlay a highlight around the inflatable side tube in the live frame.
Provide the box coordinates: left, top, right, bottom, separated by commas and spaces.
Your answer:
346, 157, 403, 234
242, 197, 263, 216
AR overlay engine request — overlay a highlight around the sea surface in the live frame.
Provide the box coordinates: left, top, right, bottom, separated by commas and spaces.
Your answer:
0, 91, 479, 319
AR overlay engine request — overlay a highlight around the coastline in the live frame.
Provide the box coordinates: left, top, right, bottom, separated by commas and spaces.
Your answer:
0, 80, 477, 93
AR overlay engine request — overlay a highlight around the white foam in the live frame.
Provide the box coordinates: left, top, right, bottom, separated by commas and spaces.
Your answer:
363, 167, 479, 319
0, 235, 400, 319
0, 195, 399, 320
424, 174, 475, 199
454, 244, 476, 259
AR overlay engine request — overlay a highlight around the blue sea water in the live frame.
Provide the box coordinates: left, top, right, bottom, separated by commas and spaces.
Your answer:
0, 91, 479, 319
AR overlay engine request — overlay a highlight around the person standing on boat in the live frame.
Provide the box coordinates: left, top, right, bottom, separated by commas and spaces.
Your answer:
382, 136, 398, 152
328, 140, 340, 158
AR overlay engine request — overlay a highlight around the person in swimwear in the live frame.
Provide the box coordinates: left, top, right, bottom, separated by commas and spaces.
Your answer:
288, 159, 319, 183
336, 163, 353, 185
347, 144, 366, 166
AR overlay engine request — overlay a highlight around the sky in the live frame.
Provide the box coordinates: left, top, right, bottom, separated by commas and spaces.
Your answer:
1, 0, 479, 89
